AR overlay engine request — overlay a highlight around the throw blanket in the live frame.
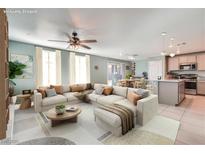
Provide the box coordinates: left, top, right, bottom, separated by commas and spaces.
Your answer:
99, 104, 134, 135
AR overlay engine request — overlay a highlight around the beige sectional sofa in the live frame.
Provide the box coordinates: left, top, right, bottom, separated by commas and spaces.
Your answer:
33, 83, 158, 133
87, 84, 158, 130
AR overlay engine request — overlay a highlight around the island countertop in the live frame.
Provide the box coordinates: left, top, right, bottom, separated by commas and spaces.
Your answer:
157, 79, 184, 83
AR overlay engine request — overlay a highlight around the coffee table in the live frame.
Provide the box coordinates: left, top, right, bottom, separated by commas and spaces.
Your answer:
45, 107, 81, 127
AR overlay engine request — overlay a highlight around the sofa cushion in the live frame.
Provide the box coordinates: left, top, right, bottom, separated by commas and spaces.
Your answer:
70, 84, 85, 92
114, 99, 138, 116
45, 88, 57, 97
94, 108, 121, 128
95, 86, 104, 95
135, 88, 149, 98
42, 95, 67, 106
50, 85, 63, 94
103, 86, 113, 95
97, 95, 125, 105
127, 91, 142, 105
63, 92, 79, 102
128, 88, 150, 98
87, 93, 103, 102
62, 85, 70, 93
37, 88, 47, 98
112, 86, 128, 98
94, 83, 107, 90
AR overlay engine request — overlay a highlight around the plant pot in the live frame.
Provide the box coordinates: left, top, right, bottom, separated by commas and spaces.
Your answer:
9, 84, 14, 97
55, 108, 65, 115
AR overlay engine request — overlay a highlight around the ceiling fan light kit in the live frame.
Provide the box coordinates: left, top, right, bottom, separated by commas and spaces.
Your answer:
48, 31, 97, 50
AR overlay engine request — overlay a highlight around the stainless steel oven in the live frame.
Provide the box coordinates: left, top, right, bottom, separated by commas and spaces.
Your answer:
180, 74, 197, 95
184, 80, 197, 95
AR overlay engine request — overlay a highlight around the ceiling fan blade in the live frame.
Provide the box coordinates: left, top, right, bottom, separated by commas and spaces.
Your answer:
79, 40, 97, 43
48, 40, 68, 43
79, 44, 91, 49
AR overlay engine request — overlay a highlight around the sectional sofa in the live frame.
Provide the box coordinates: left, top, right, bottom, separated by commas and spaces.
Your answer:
33, 83, 158, 128
88, 84, 158, 127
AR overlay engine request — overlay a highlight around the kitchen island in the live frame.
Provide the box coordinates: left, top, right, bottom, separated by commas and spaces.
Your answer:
158, 80, 185, 105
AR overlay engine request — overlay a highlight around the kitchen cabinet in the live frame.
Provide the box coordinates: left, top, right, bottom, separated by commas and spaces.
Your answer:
197, 81, 205, 95
168, 57, 179, 71
179, 55, 196, 64
197, 54, 205, 70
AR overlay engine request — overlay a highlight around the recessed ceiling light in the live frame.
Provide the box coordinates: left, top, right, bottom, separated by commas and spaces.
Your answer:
170, 38, 174, 41
161, 32, 167, 36
119, 52, 122, 56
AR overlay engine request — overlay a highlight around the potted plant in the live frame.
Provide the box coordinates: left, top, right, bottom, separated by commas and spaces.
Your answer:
9, 61, 26, 96
55, 104, 65, 115
125, 73, 132, 79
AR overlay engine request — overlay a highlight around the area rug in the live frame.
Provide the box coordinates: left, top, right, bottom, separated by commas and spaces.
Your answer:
103, 116, 180, 145
17, 137, 75, 145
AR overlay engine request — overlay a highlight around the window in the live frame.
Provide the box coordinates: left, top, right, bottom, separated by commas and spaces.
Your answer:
148, 60, 162, 80
42, 50, 56, 86
75, 55, 87, 84
107, 62, 125, 86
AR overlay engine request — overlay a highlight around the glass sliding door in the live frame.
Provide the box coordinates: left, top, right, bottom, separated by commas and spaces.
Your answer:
107, 62, 125, 86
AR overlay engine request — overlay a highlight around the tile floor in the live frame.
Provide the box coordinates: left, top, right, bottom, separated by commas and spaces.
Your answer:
158, 95, 205, 145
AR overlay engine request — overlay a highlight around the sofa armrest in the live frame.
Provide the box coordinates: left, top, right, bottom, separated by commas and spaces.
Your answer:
33, 90, 43, 112
136, 94, 158, 125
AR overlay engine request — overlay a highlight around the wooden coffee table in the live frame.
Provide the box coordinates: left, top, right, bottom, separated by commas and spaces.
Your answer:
45, 107, 81, 127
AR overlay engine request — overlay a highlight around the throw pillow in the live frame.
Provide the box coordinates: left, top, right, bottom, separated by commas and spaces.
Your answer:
46, 88, 57, 97
85, 83, 92, 90
70, 84, 85, 92
103, 86, 113, 95
135, 88, 149, 98
95, 86, 104, 95
37, 88, 47, 98
62, 85, 70, 93
127, 92, 142, 105
50, 85, 63, 94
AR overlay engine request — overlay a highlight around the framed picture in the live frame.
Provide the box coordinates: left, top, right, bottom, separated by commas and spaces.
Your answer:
10, 53, 33, 79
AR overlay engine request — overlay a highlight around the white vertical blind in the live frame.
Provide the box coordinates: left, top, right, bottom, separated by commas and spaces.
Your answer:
56, 50, 62, 84
35, 47, 43, 88
148, 60, 162, 80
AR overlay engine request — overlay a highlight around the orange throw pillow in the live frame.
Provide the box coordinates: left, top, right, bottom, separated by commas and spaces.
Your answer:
50, 85, 63, 94
37, 87, 48, 98
70, 84, 84, 92
127, 92, 141, 105
103, 86, 113, 95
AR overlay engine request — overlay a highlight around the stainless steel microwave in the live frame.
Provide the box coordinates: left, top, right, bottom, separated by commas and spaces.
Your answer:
179, 63, 197, 71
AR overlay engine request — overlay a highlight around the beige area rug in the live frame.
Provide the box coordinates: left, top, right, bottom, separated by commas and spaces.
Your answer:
103, 115, 180, 145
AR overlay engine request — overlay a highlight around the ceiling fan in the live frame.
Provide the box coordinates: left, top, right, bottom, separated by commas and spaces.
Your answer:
48, 31, 97, 50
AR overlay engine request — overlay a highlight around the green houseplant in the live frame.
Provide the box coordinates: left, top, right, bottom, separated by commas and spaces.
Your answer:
9, 61, 26, 96
55, 104, 66, 115
125, 73, 132, 79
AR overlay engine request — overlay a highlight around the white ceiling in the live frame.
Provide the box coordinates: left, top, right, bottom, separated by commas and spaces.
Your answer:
7, 8, 205, 61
